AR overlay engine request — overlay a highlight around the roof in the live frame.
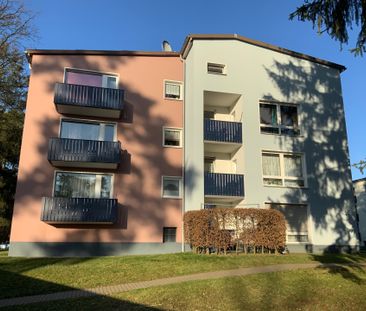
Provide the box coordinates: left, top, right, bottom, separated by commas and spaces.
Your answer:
353, 177, 366, 184
25, 34, 346, 72
25, 49, 180, 64
180, 34, 346, 72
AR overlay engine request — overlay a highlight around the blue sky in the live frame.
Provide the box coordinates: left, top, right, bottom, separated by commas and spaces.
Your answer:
25, 0, 365, 179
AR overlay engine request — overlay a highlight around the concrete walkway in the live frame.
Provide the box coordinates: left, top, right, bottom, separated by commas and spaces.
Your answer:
0, 262, 364, 308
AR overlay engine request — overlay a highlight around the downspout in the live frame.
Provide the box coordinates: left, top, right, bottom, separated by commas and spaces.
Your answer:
180, 52, 186, 253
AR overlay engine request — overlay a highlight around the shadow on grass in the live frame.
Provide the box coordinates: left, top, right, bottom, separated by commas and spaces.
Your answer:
310, 253, 366, 284
0, 268, 161, 310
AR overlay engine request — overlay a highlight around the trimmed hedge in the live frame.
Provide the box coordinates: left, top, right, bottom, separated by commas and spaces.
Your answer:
184, 208, 286, 254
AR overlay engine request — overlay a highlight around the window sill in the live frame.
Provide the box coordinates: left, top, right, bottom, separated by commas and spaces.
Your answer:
263, 185, 308, 190
164, 97, 183, 101
260, 131, 303, 138
163, 145, 183, 149
207, 72, 227, 76
162, 196, 182, 200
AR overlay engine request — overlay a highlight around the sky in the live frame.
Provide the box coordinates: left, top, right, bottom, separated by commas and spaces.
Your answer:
24, 0, 365, 179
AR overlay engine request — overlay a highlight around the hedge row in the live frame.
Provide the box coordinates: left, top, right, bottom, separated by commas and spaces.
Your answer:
184, 208, 286, 254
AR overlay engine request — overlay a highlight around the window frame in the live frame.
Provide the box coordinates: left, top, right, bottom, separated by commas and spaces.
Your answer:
163, 80, 184, 100
63, 67, 119, 89
59, 117, 117, 142
163, 227, 177, 243
259, 100, 300, 136
52, 170, 114, 199
207, 62, 227, 75
161, 176, 183, 199
162, 127, 183, 148
261, 151, 307, 188
266, 202, 310, 245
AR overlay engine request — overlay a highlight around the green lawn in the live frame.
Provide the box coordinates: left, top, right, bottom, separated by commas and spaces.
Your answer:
0, 251, 365, 300
3, 266, 366, 310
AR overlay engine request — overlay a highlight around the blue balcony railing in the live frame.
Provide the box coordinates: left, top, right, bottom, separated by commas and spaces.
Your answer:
54, 83, 124, 118
204, 119, 242, 143
204, 172, 244, 197
41, 197, 118, 224
48, 138, 121, 168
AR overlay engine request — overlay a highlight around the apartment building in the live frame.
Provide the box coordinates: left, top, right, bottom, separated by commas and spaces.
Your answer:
9, 34, 359, 256
9, 50, 184, 256
354, 178, 366, 246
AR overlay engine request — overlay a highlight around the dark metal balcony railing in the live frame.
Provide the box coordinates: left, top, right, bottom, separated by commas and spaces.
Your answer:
204, 172, 244, 197
41, 197, 118, 224
54, 82, 124, 111
204, 119, 242, 143
48, 138, 121, 165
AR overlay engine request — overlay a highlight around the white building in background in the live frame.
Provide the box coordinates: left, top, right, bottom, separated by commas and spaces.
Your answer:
354, 178, 366, 246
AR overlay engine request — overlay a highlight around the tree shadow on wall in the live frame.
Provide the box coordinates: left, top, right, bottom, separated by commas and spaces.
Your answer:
263, 59, 359, 253
11, 53, 197, 257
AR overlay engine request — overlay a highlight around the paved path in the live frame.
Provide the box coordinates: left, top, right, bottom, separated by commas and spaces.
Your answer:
0, 262, 364, 308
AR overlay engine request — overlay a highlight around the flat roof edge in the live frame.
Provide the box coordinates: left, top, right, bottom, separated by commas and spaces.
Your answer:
180, 34, 346, 72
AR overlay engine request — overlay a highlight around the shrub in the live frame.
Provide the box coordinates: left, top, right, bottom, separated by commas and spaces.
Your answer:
184, 208, 286, 254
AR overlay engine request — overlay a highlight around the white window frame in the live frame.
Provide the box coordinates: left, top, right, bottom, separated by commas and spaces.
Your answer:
52, 170, 114, 199
266, 202, 310, 245
261, 151, 307, 188
162, 127, 183, 148
63, 67, 119, 89
207, 62, 227, 75
163, 80, 183, 100
161, 176, 183, 199
259, 100, 300, 136
59, 117, 117, 142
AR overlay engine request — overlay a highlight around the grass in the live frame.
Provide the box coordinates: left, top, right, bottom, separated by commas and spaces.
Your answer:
3, 266, 366, 310
0, 251, 365, 300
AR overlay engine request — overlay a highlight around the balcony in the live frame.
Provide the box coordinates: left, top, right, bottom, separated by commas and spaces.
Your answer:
204, 172, 244, 200
41, 197, 118, 224
48, 138, 121, 169
204, 119, 242, 153
54, 83, 124, 118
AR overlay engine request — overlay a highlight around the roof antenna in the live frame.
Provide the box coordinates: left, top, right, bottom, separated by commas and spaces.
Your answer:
162, 40, 172, 52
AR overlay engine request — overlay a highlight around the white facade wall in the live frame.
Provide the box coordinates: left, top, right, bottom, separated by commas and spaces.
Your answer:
184, 39, 358, 252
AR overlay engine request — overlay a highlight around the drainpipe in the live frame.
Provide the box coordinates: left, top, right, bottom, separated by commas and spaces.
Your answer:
180, 53, 186, 253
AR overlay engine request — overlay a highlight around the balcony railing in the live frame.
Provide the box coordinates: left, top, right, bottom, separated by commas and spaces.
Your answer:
204, 172, 244, 197
204, 119, 242, 144
41, 197, 118, 224
48, 138, 121, 169
54, 83, 124, 118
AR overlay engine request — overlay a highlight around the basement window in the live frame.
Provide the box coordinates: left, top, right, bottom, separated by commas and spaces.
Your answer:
207, 62, 226, 75
163, 227, 177, 242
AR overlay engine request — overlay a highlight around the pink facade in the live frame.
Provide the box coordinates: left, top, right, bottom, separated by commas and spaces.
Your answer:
9, 52, 184, 256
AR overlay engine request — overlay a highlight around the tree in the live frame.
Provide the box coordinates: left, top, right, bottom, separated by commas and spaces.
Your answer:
353, 159, 366, 174
290, 0, 366, 56
0, 0, 34, 242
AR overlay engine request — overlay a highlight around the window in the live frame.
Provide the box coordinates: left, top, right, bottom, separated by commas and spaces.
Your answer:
163, 128, 182, 147
162, 176, 182, 198
60, 120, 116, 142
207, 62, 226, 75
163, 227, 177, 242
204, 157, 215, 173
266, 203, 309, 243
54, 172, 112, 198
262, 152, 306, 187
164, 81, 183, 100
65, 68, 118, 89
260, 101, 299, 135
204, 110, 215, 119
